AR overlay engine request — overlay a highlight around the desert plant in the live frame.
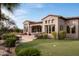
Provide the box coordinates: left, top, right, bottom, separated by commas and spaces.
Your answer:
16, 48, 41, 56
3, 33, 17, 54
5, 36, 16, 47
51, 32, 57, 39
59, 31, 66, 39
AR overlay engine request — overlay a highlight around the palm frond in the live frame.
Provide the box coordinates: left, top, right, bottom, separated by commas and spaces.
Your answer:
2, 3, 20, 12
0, 14, 9, 21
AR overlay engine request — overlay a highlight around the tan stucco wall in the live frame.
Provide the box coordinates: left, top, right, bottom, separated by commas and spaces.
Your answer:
58, 18, 66, 31
23, 21, 30, 34
65, 19, 79, 39
42, 16, 59, 38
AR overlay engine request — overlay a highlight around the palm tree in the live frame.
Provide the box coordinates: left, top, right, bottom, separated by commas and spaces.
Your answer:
0, 3, 20, 33
0, 3, 20, 55
0, 3, 19, 29
0, 3, 19, 19
0, 3, 20, 31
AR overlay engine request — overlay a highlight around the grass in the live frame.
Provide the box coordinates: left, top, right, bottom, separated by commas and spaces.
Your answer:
16, 39, 79, 56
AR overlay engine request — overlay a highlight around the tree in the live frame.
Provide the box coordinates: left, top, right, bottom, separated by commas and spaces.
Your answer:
0, 3, 19, 20
0, 3, 20, 55
0, 3, 20, 28
0, 3, 20, 32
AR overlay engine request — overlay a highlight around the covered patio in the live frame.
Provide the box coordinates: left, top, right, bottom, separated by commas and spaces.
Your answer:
30, 25, 42, 34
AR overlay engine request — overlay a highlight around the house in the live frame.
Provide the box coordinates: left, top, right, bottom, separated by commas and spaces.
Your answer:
23, 14, 79, 39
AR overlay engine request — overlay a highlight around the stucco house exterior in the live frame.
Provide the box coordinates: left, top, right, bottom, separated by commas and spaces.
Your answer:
23, 14, 79, 39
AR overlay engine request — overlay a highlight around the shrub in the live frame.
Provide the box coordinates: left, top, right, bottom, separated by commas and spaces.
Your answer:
16, 48, 41, 56
59, 31, 66, 39
35, 32, 48, 39
3, 33, 17, 47
5, 37, 16, 47
51, 32, 57, 39
2, 33, 16, 40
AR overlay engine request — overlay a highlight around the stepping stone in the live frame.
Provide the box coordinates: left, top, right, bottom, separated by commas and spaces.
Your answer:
0, 50, 9, 56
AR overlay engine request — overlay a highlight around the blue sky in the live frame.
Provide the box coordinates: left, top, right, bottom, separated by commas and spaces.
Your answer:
3, 3, 79, 29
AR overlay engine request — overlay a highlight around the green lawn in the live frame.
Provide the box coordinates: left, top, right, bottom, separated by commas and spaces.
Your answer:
16, 39, 79, 56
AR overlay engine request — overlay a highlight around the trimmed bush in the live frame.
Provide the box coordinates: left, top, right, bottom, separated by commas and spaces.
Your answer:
51, 32, 57, 39
35, 32, 49, 39
59, 31, 66, 39
16, 48, 41, 56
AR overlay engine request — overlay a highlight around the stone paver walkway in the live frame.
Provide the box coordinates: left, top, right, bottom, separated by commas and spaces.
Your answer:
0, 40, 14, 56
0, 35, 35, 56
0, 50, 8, 56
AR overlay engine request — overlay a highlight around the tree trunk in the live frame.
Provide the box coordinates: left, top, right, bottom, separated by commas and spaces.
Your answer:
0, 3, 1, 21
0, 3, 2, 37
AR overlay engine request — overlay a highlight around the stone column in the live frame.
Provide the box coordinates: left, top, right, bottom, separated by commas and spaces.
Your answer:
51, 25, 52, 33
27, 24, 30, 35
55, 19, 59, 39
30, 26, 32, 34
75, 20, 79, 39
48, 25, 49, 34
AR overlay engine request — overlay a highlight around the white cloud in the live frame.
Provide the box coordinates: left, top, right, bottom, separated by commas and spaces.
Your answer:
1, 8, 24, 29
14, 9, 28, 16
26, 3, 44, 8
1, 4, 45, 29
32, 4, 44, 8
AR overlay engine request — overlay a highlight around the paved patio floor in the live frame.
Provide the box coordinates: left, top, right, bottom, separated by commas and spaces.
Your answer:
19, 35, 36, 43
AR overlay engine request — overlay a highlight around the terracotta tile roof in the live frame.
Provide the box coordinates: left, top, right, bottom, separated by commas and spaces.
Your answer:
23, 15, 79, 24
41, 14, 64, 20
24, 20, 42, 24
66, 17, 79, 20
41, 14, 79, 20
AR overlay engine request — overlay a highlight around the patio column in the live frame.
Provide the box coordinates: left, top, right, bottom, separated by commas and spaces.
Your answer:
27, 24, 30, 34
29, 25, 31, 34
48, 25, 49, 34
51, 25, 53, 33
30, 26, 32, 34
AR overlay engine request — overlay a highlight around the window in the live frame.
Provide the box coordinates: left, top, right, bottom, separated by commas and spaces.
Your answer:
60, 25, 63, 30
52, 25, 55, 31
71, 26, 76, 33
67, 26, 70, 33
51, 19, 54, 23
45, 21, 47, 24
48, 20, 50, 23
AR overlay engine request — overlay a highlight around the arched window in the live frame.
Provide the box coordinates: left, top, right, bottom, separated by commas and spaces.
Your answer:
48, 20, 50, 23
45, 20, 47, 24
67, 26, 70, 33
71, 26, 76, 33
51, 19, 54, 23
52, 25, 55, 31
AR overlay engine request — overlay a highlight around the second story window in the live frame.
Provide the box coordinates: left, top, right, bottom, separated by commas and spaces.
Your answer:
48, 20, 50, 23
51, 19, 54, 23
45, 21, 47, 24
